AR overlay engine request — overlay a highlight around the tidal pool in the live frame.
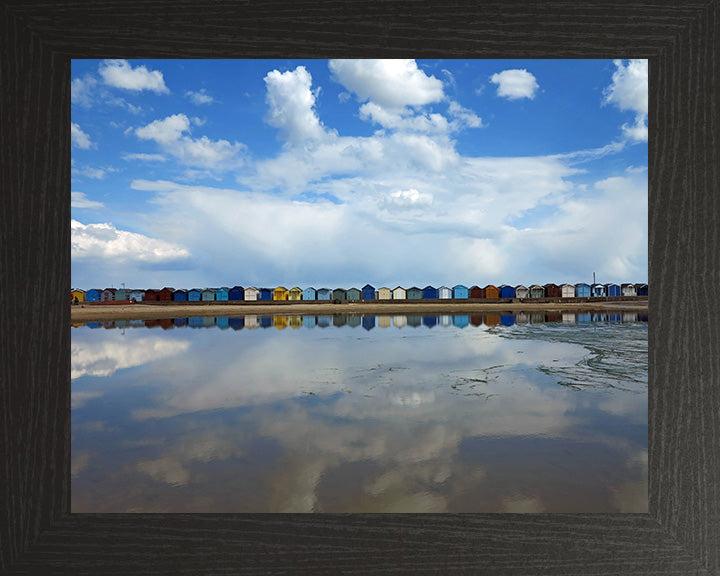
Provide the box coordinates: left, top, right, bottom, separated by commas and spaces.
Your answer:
71, 311, 648, 513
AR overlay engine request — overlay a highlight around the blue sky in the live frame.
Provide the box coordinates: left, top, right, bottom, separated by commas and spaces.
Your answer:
71, 59, 648, 289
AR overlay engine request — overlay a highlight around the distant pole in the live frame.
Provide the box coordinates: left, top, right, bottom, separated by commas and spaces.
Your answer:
593, 271, 596, 285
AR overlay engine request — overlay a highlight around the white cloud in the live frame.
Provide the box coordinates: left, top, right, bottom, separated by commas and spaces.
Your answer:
135, 114, 190, 144
72, 165, 113, 179
71, 219, 191, 263
264, 66, 327, 143
490, 69, 539, 100
329, 59, 444, 110
71, 192, 104, 209
122, 153, 168, 162
71, 75, 97, 107
603, 59, 648, 143
186, 89, 214, 105
71, 123, 93, 149
447, 101, 483, 128
382, 188, 433, 209
98, 59, 169, 94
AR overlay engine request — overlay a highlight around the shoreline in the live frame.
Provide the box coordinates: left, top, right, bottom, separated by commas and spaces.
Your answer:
71, 299, 649, 322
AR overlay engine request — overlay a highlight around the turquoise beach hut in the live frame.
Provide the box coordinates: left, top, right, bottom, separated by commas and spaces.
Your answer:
347, 287, 361, 301
201, 289, 215, 301
452, 284, 469, 299
188, 289, 202, 301
303, 287, 317, 301
216, 287, 229, 301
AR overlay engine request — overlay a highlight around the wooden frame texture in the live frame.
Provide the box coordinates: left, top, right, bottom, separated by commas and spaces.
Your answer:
1, 1, 718, 574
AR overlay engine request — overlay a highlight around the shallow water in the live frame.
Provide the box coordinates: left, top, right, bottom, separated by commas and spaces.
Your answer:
71, 312, 648, 513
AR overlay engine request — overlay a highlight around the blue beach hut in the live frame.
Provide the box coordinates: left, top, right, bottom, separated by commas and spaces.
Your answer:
605, 283, 621, 297
173, 317, 187, 327
201, 289, 215, 301
499, 285, 515, 299
317, 315, 331, 327
347, 287, 361, 301
215, 287, 229, 301
228, 286, 244, 300
422, 315, 437, 328
452, 284, 469, 299
228, 317, 244, 330
407, 287, 423, 300
216, 317, 229, 329
453, 315, 469, 328
316, 288, 331, 301
303, 287, 317, 301
501, 314, 515, 326
575, 283, 592, 298
173, 289, 187, 301
303, 315, 316, 328
86, 289, 101, 302
188, 317, 204, 328
258, 288, 273, 301
423, 286, 438, 299
188, 289, 202, 301
635, 283, 648, 296
591, 284, 606, 297
362, 284, 376, 300
259, 316, 272, 328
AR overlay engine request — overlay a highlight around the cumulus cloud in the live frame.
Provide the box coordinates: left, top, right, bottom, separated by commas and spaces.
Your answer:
98, 59, 169, 93
71, 219, 191, 263
603, 59, 648, 143
72, 165, 115, 179
71, 75, 97, 107
134, 113, 244, 169
122, 153, 168, 162
490, 69, 539, 100
71, 192, 104, 209
186, 88, 214, 105
71, 123, 93, 149
264, 66, 327, 143
382, 188, 433, 208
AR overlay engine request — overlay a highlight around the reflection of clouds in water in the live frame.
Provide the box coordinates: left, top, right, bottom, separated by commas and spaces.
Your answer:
501, 496, 546, 513
71, 451, 90, 478
71, 390, 103, 409
72, 335, 190, 379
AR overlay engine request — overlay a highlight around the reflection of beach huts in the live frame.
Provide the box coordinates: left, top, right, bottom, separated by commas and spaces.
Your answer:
215, 287, 229, 301
605, 283, 621, 297
362, 284, 376, 300
159, 287, 174, 301
317, 288, 331, 301
202, 289, 215, 301
288, 315, 303, 329
144, 289, 159, 301
273, 315, 288, 329
347, 287, 361, 301
101, 288, 115, 302
577, 313, 591, 323
258, 288, 272, 301
591, 284, 606, 297
378, 315, 391, 328
393, 315, 406, 328
302, 315, 316, 329
561, 283, 575, 298
202, 317, 216, 328
245, 315, 259, 329
438, 286, 452, 299
333, 314, 347, 327
543, 283, 561, 298
635, 283, 648, 296
484, 285, 499, 299
422, 315, 437, 328
546, 312, 562, 323
229, 286, 244, 300
515, 312, 529, 324
453, 315, 469, 328
407, 315, 422, 327
303, 287, 317, 301
423, 286, 438, 299
485, 313, 500, 326
273, 286, 289, 301
621, 283, 637, 296
529, 284, 545, 298
530, 312, 545, 324
515, 285, 529, 299
228, 317, 244, 330
216, 317, 229, 330
575, 283, 591, 298
289, 287, 303, 300
392, 286, 406, 300
173, 289, 187, 301
439, 315, 452, 327
72, 289, 86, 302
172, 318, 186, 328
332, 288, 347, 301
500, 314, 514, 326
317, 315, 332, 327
562, 312, 575, 323
469, 285, 483, 299
259, 316, 272, 328
453, 284, 469, 299
470, 314, 483, 327
407, 287, 423, 300
362, 316, 376, 330
347, 315, 361, 328
499, 285, 515, 299
378, 287, 392, 300
188, 316, 204, 328
188, 289, 202, 301
86, 289, 101, 302
129, 290, 144, 302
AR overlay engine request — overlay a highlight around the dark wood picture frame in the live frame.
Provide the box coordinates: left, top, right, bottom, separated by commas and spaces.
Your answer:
2, 1, 718, 573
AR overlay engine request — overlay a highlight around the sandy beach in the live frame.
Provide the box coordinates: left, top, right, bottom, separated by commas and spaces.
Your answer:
70, 299, 648, 322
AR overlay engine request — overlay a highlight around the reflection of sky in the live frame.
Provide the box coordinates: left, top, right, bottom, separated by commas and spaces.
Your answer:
71, 316, 648, 513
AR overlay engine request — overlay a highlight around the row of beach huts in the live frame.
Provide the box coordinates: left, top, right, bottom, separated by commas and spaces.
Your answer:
72, 282, 648, 303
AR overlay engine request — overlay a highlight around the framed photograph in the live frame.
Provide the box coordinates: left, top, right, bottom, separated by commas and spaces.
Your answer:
2, 1, 718, 573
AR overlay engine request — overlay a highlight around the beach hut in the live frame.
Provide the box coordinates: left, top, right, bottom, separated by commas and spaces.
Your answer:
575, 283, 592, 298
187, 289, 202, 301
392, 286, 406, 300
173, 289, 187, 301
333, 314, 347, 328
591, 284, 606, 297
274, 316, 288, 329
202, 289, 215, 301
317, 315, 331, 327
621, 283, 637, 296
605, 283, 621, 297
259, 316, 272, 328
484, 284, 499, 299
129, 290, 144, 302
635, 283, 649, 296
561, 284, 575, 298
316, 288, 331, 301
85, 289, 101, 302
289, 287, 303, 300
144, 289, 159, 301
469, 285, 483, 299
244, 287, 259, 301
453, 284, 469, 299
485, 313, 500, 326
302, 287, 317, 301
515, 285, 529, 299
114, 289, 129, 301
362, 284, 376, 300
258, 288, 272, 301
332, 288, 347, 301
215, 287, 229, 301
498, 285, 515, 299
188, 316, 204, 328
501, 314, 515, 327
439, 315, 452, 327
228, 286, 244, 300
543, 283, 561, 298
423, 286, 438, 299
273, 286, 289, 301
173, 318, 187, 328
470, 315, 483, 327
288, 315, 303, 329
407, 287, 423, 300
347, 288, 361, 301
407, 315, 422, 327
159, 287, 174, 301
438, 286, 452, 299
72, 289, 86, 303
100, 288, 115, 302
529, 284, 545, 298
378, 287, 392, 300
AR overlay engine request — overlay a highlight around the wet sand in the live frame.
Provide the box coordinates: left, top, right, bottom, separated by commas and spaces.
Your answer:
71, 299, 648, 322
